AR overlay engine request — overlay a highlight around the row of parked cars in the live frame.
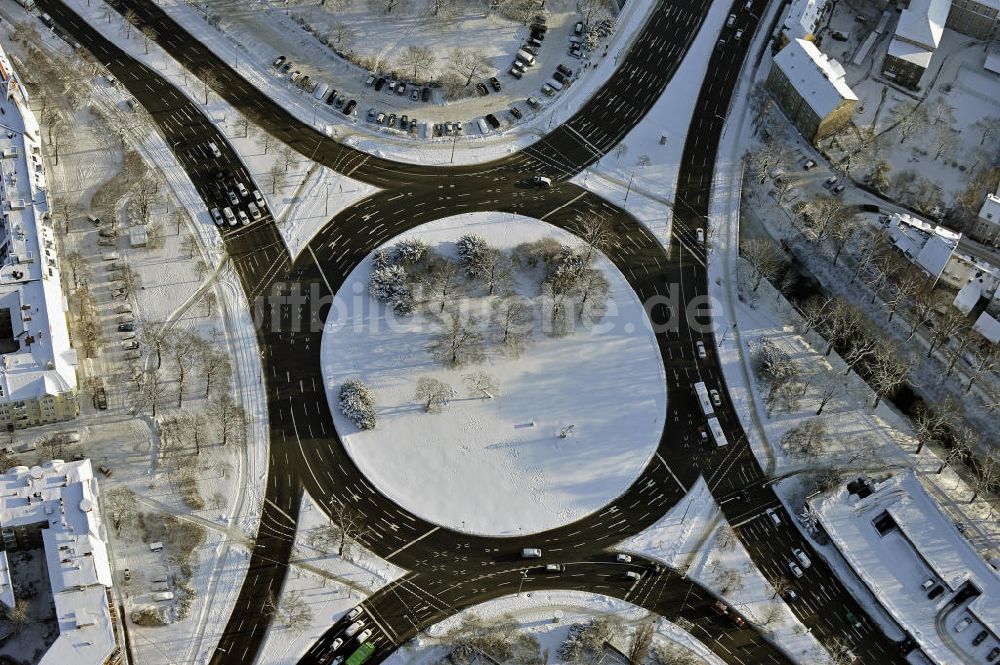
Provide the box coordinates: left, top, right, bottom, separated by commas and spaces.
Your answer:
272, 56, 357, 116
369, 74, 433, 102
509, 16, 546, 79
367, 108, 420, 134
951, 609, 999, 662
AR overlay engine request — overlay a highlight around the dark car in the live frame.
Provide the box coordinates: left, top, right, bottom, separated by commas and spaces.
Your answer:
94, 386, 108, 410
522, 44, 538, 56
98, 464, 113, 477
509, 67, 523, 79
374, 77, 385, 91
476, 82, 489, 96
273, 55, 286, 68
509, 106, 523, 120
343, 100, 356, 115
557, 64, 573, 77
325, 89, 338, 105
973, 631, 989, 646
489, 76, 501, 92
485, 114, 501, 129
844, 610, 862, 629
553, 71, 568, 84
118, 323, 135, 333
927, 585, 945, 600
387, 113, 396, 127
400, 114, 408, 128
421, 86, 431, 102
988, 647, 1000, 662
531, 29, 545, 41
334, 95, 346, 108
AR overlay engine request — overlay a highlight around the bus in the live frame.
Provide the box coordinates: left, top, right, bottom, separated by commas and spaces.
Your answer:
694, 382, 714, 417
706, 417, 728, 448
346, 642, 376, 665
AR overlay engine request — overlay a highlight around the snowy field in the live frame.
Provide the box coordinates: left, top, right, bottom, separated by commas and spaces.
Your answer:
384, 590, 725, 665
321, 212, 666, 535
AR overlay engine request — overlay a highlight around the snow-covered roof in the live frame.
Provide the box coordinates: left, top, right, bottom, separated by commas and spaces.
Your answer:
0, 460, 116, 665
894, 0, 950, 51
772, 39, 858, 118
812, 471, 1000, 664
979, 190, 1000, 228
0, 43, 77, 404
974, 312, 1000, 343
885, 212, 959, 279
886, 37, 935, 68
782, 0, 829, 40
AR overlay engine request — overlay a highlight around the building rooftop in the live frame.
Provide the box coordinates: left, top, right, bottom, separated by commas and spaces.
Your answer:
894, 0, 950, 51
0, 460, 116, 665
886, 37, 935, 68
978, 187, 1000, 228
772, 39, 858, 119
782, 0, 828, 41
0, 43, 77, 405
974, 312, 1000, 343
885, 212, 959, 279
811, 471, 1000, 665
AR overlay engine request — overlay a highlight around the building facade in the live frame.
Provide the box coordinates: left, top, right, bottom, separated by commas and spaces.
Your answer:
968, 184, 1000, 248
947, 0, 1000, 39
766, 39, 858, 143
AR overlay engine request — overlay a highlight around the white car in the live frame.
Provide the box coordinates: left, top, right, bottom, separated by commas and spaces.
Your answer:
223, 207, 237, 226
253, 189, 266, 207
696, 341, 707, 359
356, 629, 372, 643
237, 210, 250, 225
344, 621, 364, 637
616, 553, 632, 563
709, 389, 722, 407
696, 228, 704, 243
210, 208, 223, 225
766, 508, 781, 526
789, 561, 803, 578
955, 617, 973, 633
521, 548, 542, 558
346, 607, 362, 621
248, 202, 262, 220
792, 548, 812, 569
236, 182, 249, 198
330, 638, 343, 651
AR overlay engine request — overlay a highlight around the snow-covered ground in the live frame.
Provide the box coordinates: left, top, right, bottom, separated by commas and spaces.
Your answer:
383, 590, 725, 665
109, 0, 665, 165
621, 478, 832, 664
321, 212, 666, 536
255, 490, 404, 665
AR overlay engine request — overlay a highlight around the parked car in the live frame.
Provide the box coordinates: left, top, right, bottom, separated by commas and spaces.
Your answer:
374, 77, 385, 91
387, 113, 397, 128
531, 175, 552, 187
98, 464, 113, 477
927, 585, 945, 600
489, 76, 502, 92
367, 108, 376, 122
210, 208, 223, 225
792, 548, 812, 568
973, 630, 989, 646
476, 82, 489, 96
803, 158, 816, 170
376, 112, 386, 125
273, 55, 286, 68
789, 561, 803, 578
509, 106, 523, 120
485, 114, 501, 129
237, 210, 250, 225
118, 323, 135, 333
616, 553, 631, 563
955, 617, 973, 632
509, 67, 523, 79
544, 563, 565, 572
573, 21, 584, 35
410, 88, 419, 100
364, 74, 375, 86
557, 64, 573, 77
527, 97, 541, 109
422, 87, 431, 102
396, 82, 406, 96
844, 610, 862, 629
343, 100, 357, 115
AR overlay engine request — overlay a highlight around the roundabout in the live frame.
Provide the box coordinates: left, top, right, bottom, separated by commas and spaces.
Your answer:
321, 213, 666, 536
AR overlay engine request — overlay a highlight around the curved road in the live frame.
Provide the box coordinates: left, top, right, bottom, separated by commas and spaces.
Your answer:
35, 0, 913, 663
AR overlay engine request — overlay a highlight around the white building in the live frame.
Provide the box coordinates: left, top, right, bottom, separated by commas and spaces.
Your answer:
882, 0, 952, 89
810, 471, 1000, 665
780, 0, 831, 42
0, 43, 78, 429
968, 183, 1000, 248
885, 212, 962, 283
0, 459, 119, 664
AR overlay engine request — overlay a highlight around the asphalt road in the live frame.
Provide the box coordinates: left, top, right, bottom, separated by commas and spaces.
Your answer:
34, 0, 914, 663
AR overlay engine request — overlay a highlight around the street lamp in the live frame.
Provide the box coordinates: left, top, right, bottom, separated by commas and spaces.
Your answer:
623, 169, 635, 204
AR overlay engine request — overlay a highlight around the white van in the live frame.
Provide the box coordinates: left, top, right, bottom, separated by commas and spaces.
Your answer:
102, 251, 120, 261
152, 591, 174, 602
476, 118, 490, 134
516, 49, 535, 66
521, 548, 542, 558
313, 82, 329, 100
149, 542, 164, 552
546, 78, 564, 91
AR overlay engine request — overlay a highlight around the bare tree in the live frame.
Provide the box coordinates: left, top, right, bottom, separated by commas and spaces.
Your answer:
5, 598, 31, 634
464, 372, 498, 399
781, 418, 829, 459
965, 343, 998, 393
628, 623, 654, 665
328, 500, 371, 557
421, 258, 463, 313
768, 572, 792, 599
937, 426, 975, 474
450, 47, 492, 86
892, 102, 929, 145
326, 22, 356, 51
491, 295, 533, 355
141, 25, 158, 53
414, 376, 456, 413
199, 68, 220, 104
577, 0, 610, 24
367, 0, 408, 15
430, 316, 484, 367
213, 392, 246, 448
972, 115, 1000, 147
573, 217, 615, 264
265, 163, 287, 195
740, 238, 784, 293
123, 8, 140, 39
103, 486, 138, 534
197, 343, 232, 397
398, 45, 435, 81
869, 344, 911, 408
814, 374, 845, 416
168, 331, 200, 407
278, 143, 297, 172
232, 112, 249, 139
256, 130, 276, 155
180, 410, 208, 455
970, 450, 1000, 504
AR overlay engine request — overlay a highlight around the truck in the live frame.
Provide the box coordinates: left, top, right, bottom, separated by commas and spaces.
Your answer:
706, 417, 728, 447
693, 382, 714, 417
346, 642, 375, 665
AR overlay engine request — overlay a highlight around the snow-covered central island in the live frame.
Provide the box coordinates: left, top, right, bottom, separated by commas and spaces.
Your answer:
320, 212, 666, 535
